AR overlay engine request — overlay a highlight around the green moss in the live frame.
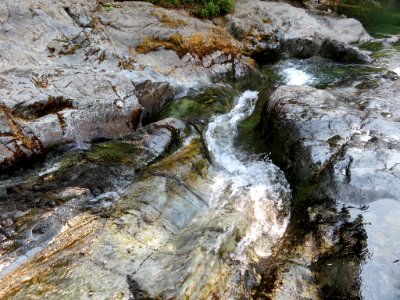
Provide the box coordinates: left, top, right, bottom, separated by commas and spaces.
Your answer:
393, 40, 400, 51
87, 141, 142, 165
149, 86, 237, 122
355, 79, 380, 90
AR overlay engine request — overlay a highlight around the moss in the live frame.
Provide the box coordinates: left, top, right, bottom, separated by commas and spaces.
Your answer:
327, 134, 341, 148
359, 41, 384, 52
150, 10, 188, 28
86, 141, 142, 165
98, 2, 121, 12
392, 40, 400, 51
355, 79, 380, 90
136, 31, 239, 58
148, 86, 237, 122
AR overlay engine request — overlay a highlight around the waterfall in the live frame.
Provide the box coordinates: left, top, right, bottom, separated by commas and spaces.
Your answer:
205, 90, 290, 270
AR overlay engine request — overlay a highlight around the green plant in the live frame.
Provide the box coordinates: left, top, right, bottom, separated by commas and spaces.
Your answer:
146, 0, 235, 18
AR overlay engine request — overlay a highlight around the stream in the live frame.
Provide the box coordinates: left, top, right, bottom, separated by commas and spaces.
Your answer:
1, 1, 400, 299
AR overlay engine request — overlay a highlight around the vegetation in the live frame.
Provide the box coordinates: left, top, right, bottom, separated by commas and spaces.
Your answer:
150, 10, 188, 28
136, 32, 239, 58
146, 0, 235, 18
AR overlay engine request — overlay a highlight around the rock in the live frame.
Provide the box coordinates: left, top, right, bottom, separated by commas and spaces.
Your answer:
0, 0, 257, 170
319, 38, 372, 63
226, 0, 371, 63
261, 78, 400, 298
0, 117, 187, 277
263, 81, 400, 203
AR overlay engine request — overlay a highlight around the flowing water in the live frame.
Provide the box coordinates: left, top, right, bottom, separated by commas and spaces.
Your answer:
2, 1, 400, 298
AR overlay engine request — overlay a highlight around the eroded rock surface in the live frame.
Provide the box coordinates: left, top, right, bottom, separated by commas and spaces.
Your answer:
264, 79, 400, 203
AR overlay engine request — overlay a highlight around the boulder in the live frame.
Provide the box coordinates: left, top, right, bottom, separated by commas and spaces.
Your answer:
226, 0, 371, 63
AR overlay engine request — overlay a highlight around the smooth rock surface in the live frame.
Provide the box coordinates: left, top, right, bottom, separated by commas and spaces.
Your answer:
0, 0, 255, 170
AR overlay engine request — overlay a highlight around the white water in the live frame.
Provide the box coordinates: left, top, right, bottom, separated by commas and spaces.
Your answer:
392, 67, 400, 76
282, 67, 314, 85
205, 90, 290, 269
0, 91, 291, 299
123, 90, 291, 299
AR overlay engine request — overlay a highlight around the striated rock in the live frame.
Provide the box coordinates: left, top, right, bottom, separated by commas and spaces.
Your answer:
226, 0, 371, 63
0, 117, 187, 279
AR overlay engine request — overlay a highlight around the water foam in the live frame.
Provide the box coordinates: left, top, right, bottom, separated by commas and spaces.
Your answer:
205, 90, 290, 270
393, 67, 400, 76
282, 67, 314, 85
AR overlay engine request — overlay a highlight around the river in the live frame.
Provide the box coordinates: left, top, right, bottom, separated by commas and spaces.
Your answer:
1, 1, 400, 299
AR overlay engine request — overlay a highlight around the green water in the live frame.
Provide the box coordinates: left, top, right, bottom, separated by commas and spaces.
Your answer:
261, 57, 385, 89
148, 87, 238, 122
335, 1, 400, 37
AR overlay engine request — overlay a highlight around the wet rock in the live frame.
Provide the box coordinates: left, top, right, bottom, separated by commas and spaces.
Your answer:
261, 78, 400, 298
263, 82, 400, 203
226, 0, 371, 63
0, 117, 187, 277
319, 38, 372, 63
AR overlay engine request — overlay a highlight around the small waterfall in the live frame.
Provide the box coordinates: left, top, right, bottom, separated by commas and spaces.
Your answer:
205, 90, 290, 270
127, 90, 292, 298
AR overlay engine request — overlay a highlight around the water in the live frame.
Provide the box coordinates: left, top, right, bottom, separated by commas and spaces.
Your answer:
263, 57, 385, 89
2, 2, 400, 298
205, 91, 290, 265
281, 67, 314, 85
335, 1, 400, 38
349, 199, 400, 300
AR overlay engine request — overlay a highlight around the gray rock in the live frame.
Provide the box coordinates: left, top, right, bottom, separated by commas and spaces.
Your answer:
226, 0, 371, 63
263, 82, 400, 203
0, 0, 256, 170
0, 117, 187, 278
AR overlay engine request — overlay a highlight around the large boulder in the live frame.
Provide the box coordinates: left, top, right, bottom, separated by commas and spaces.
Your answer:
263, 82, 400, 203
225, 0, 371, 63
